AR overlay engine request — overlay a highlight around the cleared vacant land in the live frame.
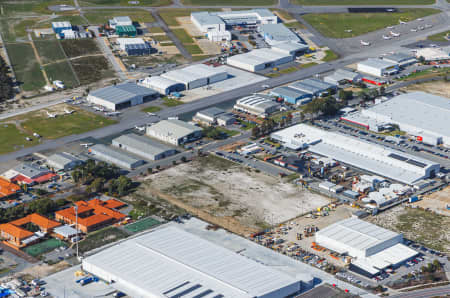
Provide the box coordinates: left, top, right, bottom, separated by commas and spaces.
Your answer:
60, 39, 101, 58
44, 61, 79, 88
78, 227, 128, 253
367, 206, 450, 253
184, 44, 203, 55
292, 0, 435, 4
70, 56, 114, 85
159, 9, 221, 26
0, 0, 74, 15
415, 187, 450, 216
84, 9, 154, 24
79, 0, 171, 6
427, 30, 450, 42
34, 39, 66, 64
172, 29, 194, 43
402, 80, 450, 98
181, 0, 277, 5
5, 43, 46, 91
137, 155, 331, 233
303, 9, 439, 38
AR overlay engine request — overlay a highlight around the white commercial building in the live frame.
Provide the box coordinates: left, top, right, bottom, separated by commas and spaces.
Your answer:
87, 83, 158, 111
112, 134, 177, 161
116, 38, 144, 51
362, 183, 412, 208
271, 42, 309, 56
161, 64, 228, 90
316, 218, 418, 277
109, 16, 132, 29
146, 119, 203, 146
324, 69, 362, 85
82, 226, 307, 298
383, 52, 417, 67
270, 124, 440, 185
258, 23, 302, 45
415, 46, 450, 61
194, 107, 235, 126
357, 58, 399, 77
139, 76, 185, 95
234, 94, 280, 118
227, 48, 293, 72
191, 9, 277, 42
341, 92, 450, 147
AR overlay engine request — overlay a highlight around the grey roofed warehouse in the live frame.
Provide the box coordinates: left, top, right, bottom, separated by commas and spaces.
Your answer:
289, 78, 337, 97
112, 133, 177, 161
258, 23, 302, 45
82, 225, 309, 298
87, 83, 158, 111
234, 94, 280, 117
89, 144, 144, 170
146, 119, 203, 146
46, 152, 83, 171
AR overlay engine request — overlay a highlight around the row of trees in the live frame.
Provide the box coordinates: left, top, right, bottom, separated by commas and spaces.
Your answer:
251, 118, 278, 138
0, 56, 15, 102
303, 96, 342, 118
71, 160, 120, 185
0, 197, 67, 223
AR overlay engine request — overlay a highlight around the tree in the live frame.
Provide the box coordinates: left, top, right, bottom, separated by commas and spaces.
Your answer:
251, 126, 260, 138
172, 160, 177, 166
379, 86, 386, 96
338, 90, 353, 101
90, 178, 104, 193
147, 167, 153, 174
181, 156, 187, 163
432, 259, 441, 270
0, 56, 15, 102
72, 170, 82, 183
418, 56, 425, 64
117, 175, 133, 196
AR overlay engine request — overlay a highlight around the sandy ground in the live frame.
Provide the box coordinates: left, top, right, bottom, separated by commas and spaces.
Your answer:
138, 157, 331, 232
177, 16, 203, 37
21, 261, 71, 278
415, 186, 450, 216
402, 80, 450, 98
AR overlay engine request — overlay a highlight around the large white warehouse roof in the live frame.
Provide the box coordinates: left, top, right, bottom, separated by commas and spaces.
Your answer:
161, 64, 228, 85
271, 124, 440, 184
82, 226, 302, 298
227, 48, 292, 68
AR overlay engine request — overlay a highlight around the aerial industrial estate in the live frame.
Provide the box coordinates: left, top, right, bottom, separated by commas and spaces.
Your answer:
0, 0, 449, 297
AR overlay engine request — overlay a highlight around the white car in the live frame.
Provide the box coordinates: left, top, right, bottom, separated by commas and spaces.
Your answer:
261, 84, 270, 89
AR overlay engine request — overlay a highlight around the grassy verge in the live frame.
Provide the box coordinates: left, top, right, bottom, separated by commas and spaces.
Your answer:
80, 0, 171, 6
271, 9, 295, 21
34, 39, 66, 64
5, 43, 46, 91
162, 97, 184, 107
78, 227, 129, 253
398, 68, 448, 81
61, 39, 101, 58
159, 9, 221, 26
191, 55, 213, 61
427, 31, 450, 42
181, 0, 276, 4
142, 106, 163, 113
172, 28, 194, 43
267, 62, 317, 77
152, 35, 172, 42
237, 119, 257, 130
1, 1, 74, 16
285, 21, 306, 30
84, 9, 154, 24
303, 9, 439, 38
184, 44, 204, 55
292, 0, 435, 4
0, 124, 40, 154
70, 56, 115, 85
322, 49, 339, 62
149, 27, 165, 33
44, 61, 79, 88
214, 126, 239, 137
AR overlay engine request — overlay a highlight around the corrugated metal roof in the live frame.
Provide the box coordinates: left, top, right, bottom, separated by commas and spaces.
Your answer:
52, 21, 71, 28
272, 42, 308, 52
271, 86, 309, 99
12, 163, 49, 179
161, 64, 227, 85
89, 83, 157, 104
113, 134, 173, 156
113, 16, 132, 23
227, 48, 292, 67
141, 76, 182, 91
147, 119, 202, 139
383, 52, 415, 63
358, 58, 398, 69
47, 152, 81, 168
197, 107, 226, 118
90, 144, 142, 165
83, 226, 301, 298
260, 24, 301, 44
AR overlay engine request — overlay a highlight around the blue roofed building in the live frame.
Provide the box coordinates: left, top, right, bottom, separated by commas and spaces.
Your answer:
271, 86, 312, 105
52, 21, 72, 36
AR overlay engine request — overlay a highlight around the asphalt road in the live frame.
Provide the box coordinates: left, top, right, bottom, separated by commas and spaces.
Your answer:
390, 285, 450, 297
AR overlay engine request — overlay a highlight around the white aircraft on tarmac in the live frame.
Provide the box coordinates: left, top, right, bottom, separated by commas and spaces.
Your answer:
80, 143, 93, 148
64, 108, 75, 114
360, 40, 371, 46
390, 31, 401, 37
382, 35, 392, 40
105, 111, 121, 116
399, 20, 407, 24
134, 125, 146, 132
46, 111, 57, 118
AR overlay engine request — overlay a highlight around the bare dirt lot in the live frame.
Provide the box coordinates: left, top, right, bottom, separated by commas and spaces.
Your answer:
136, 156, 331, 235
402, 80, 450, 98
367, 206, 450, 253
415, 186, 450, 216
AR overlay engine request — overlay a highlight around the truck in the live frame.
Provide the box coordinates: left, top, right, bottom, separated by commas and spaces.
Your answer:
409, 196, 419, 203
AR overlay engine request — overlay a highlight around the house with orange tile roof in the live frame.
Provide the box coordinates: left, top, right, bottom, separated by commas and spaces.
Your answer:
0, 178, 21, 199
0, 213, 61, 249
55, 199, 126, 233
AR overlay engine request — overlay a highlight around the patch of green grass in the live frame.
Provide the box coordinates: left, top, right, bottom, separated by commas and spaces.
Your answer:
44, 61, 79, 88
427, 30, 450, 42
184, 44, 203, 55
397, 68, 448, 81
38, 15, 87, 27
149, 27, 165, 33
159, 41, 174, 46
214, 126, 239, 137
303, 9, 439, 38
284, 21, 306, 29
0, 124, 40, 154
162, 97, 184, 107
0, 268, 11, 276
79, 0, 171, 6
236, 119, 257, 130
292, 0, 435, 4
300, 62, 317, 68
124, 217, 161, 233
271, 9, 295, 21
78, 227, 129, 253
322, 49, 339, 62
1, 1, 74, 16
20, 107, 117, 139
152, 34, 172, 42
0, 19, 15, 42
61, 39, 101, 58
5, 43, 46, 91
84, 9, 154, 24
70, 56, 114, 85
14, 18, 41, 39
159, 9, 221, 26
279, 66, 300, 74
23, 238, 67, 257
34, 39, 66, 64
142, 106, 162, 113
172, 28, 194, 43
191, 55, 213, 61
181, 0, 276, 4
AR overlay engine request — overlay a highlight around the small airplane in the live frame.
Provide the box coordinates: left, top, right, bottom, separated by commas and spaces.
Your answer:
147, 112, 156, 116
46, 111, 57, 118
33, 133, 41, 138
411, 28, 417, 32
399, 20, 407, 24
80, 143, 93, 148
134, 125, 146, 132
344, 29, 353, 33
386, 8, 395, 12
382, 35, 392, 40
360, 40, 371, 46
105, 111, 121, 116
93, 106, 104, 112
25, 137, 32, 141
424, 24, 432, 28
64, 108, 75, 114
387, 26, 395, 29
417, 18, 423, 21
417, 26, 424, 31
390, 31, 401, 37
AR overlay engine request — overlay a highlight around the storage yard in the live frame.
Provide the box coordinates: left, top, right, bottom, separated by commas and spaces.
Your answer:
137, 155, 332, 232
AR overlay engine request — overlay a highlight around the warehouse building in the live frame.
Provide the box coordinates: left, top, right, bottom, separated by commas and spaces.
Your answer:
87, 83, 158, 111
161, 64, 228, 90
115, 25, 137, 37
117, 38, 151, 56
289, 78, 337, 97
415, 46, 450, 62
191, 9, 277, 41
82, 225, 309, 298
234, 94, 280, 118
109, 16, 132, 29
341, 92, 450, 147
357, 58, 399, 77
271, 42, 309, 56
194, 107, 235, 126
52, 21, 72, 36
258, 23, 302, 45
112, 134, 177, 161
383, 52, 417, 67
1, 163, 56, 185
271, 124, 440, 185
324, 69, 362, 85
146, 119, 203, 146
89, 144, 144, 170
46, 152, 83, 171
271, 86, 312, 105
139, 76, 185, 95
227, 48, 293, 72
316, 218, 418, 277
